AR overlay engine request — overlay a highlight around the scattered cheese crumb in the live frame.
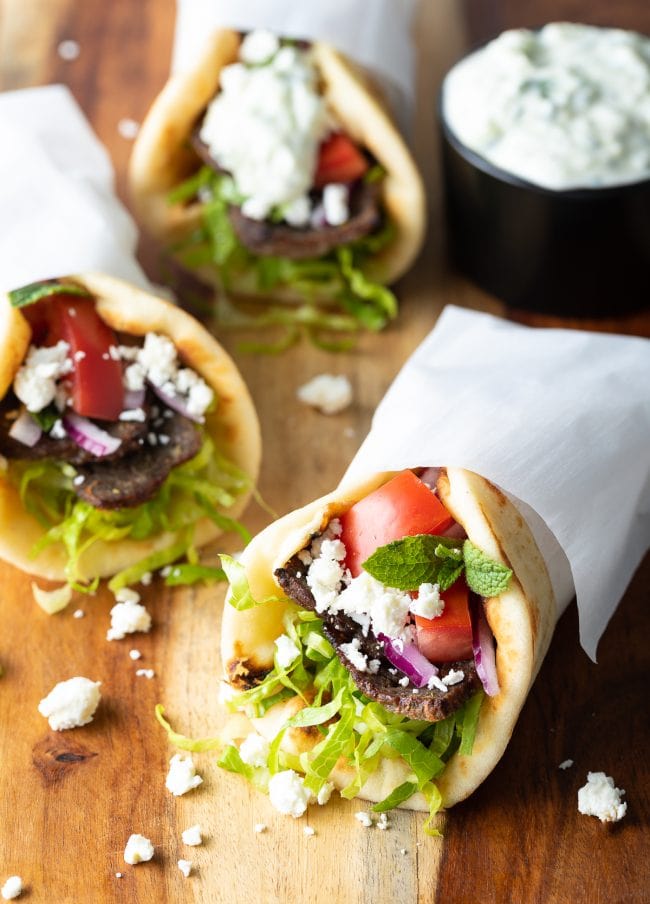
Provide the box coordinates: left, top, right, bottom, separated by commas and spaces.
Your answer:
72, 609, 85, 619
578, 772, 627, 823
442, 669, 465, 687
165, 754, 203, 796
254, 823, 267, 834
377, 813, 390, 830
410, 583, 444, 620
106, 596, 152, 641
129, 649, 142, 661
37, 677, 101, 730
303, 826, 316, 837
274, 634, 300, 669
268, 770, 311, 818
296, 374, 353, 415
398, 675, 410, 688
354, 811, 373, 828
123, 834, 154, 865
114, 873, 122, 879
177, 860, 192, 878
57, 39, 80, 61
400, 848, 408, 855
1, 876, 22, 900
239, 733, 270, 768
135, 668, 155, 679
182, 825, 203, 847
118, 118, 140, 140
559, 759, 574, 770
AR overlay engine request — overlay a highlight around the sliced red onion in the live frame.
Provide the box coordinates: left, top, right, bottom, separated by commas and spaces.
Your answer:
442, 522, 467, 540
471, 599, 500, 696
148, 381, 202, 423
123, 388, 145, 410
9, 409, 42, 447
63, 412, 121, 458
418, 467, 441, 489
378, 633, 438, 688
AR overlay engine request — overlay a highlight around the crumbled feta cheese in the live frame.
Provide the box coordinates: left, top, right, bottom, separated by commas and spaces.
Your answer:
115, 873, 122, 878
427, 674, 448, 693
274, 634, 300, 669
376, 813, 390, 830
368, 659, 381, 674
398, 675, 410, 688
119, 408, 146, 422
57, 39, 80, 61
123, 834, 154, 865
177, 860, 192, 878
354, 811, 373, 828
336, 571, 412, 642
117, 118, 140, 140
14, 341, 72, 412
297, 374, 353, 415
182, 825, 203, 847
165, 754, 203, 796
73, 609, 85, 619
200, 39, 330, 224
443, 669, 464, 687
240, 29, 280, 65
37, 677, 101, 730
559, 759, 574, 770
268, 770, 311, 818
400, 848, 408, 856
106, 598, 152, 641
239, 732, 270, 768
339, 637, 369, 672
283, 195, 312, 227
129, 649, 142, 660
322, 183, 350, 226
49, 419, 67, 439
577, 772, 627, 823
303, 826, 316, 837
306, 540, 347, 612
73, 474, 85, 486
254, 823, 267, 834
317, 782, 334, 806
411, 583, 444, 620
1, 876, 22, 900
135, 668, 155, 679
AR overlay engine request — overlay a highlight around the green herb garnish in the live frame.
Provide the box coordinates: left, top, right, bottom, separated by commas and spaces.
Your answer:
9, 280, 92, 308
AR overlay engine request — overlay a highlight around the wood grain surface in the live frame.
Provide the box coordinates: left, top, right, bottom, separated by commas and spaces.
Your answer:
0, 2, 648, 903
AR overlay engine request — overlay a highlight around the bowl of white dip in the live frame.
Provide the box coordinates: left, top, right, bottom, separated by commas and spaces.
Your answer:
440, 22, 650, 317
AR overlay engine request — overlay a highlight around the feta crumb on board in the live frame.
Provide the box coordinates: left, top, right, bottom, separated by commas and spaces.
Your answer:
37, 677, 101, 731
182, 825, 203, 847
254, 823, 267, 834
57, 39, 80, 61
135, 668, 155, 679
177, 860, 192, 878
355, 811, 374, 828
106, 593, 152, 641
239, 733, 270, 768
117, 118, 140, 140
165, 754, 203, 796
296, 374, 353, 415
268, 770, 311, 818
577, 772, 627, 823
123, 834, 154, 865
1, 876, 22, 900
72, 609, 85, 619
303, 826, 316, 837
129, 649, 142, 661
559, 759, 574, 770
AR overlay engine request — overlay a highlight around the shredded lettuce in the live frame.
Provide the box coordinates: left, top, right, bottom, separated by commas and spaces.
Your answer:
170, 168, 398, 351
11, 435, 251, 592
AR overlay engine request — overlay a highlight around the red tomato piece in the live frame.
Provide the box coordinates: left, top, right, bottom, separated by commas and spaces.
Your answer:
415, 578, 473, 663
339, 470, 456, 577
47, 296, 124, 421
314, 133, 369, 188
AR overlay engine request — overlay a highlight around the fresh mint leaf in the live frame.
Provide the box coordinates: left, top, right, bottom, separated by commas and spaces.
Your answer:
361, 534, 464, 590
463, 540, 512, 597
9, 280, 91, 308
437, 560, 464, 592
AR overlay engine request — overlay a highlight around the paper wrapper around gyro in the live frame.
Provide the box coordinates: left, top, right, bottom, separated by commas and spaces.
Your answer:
128, 0, 425, 304
0, 87, 261, 584
221, 306, 650, 809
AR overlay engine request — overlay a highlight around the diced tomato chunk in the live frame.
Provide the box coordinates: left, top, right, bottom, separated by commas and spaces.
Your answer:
314, 133, 369, 188
46, 296, 124, 421
415, 578, 473, 663
340, 470, 456, 577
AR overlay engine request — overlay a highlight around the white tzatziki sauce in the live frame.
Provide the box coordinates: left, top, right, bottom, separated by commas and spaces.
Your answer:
199, 30, 334, 225
442, 22, 650, 190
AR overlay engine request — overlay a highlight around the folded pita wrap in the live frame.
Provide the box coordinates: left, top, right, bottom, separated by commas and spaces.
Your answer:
129, 30, 426, 307
0, 273, 261, 585
221, 467, 556, 811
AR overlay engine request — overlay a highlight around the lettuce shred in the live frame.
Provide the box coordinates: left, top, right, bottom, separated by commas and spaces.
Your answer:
214, 576, 484, 830
170, 168, 398, 351
11, 435, 251, 592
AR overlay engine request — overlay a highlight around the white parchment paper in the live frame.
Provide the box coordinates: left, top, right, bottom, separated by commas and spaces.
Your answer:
343, 306, 650, 660
0, 84, 149, 293
173, 0, 417, 112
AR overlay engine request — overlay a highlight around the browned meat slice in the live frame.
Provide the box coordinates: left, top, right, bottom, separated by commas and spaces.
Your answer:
73, 412, 202, 509
0, 395, 151, 465
275, 557, 481, 722
229, 182, 382, 260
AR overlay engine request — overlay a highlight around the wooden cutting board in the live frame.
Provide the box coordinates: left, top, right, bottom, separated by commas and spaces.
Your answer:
0, 2, 648, 902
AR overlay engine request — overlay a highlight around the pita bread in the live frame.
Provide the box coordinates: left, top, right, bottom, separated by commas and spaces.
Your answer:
0, 273, 261, 583
129, 30, 426, 303
221, 468, 556, 810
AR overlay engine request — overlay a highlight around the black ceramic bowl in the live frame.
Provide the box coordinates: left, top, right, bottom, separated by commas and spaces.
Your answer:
440, 99, 650, 318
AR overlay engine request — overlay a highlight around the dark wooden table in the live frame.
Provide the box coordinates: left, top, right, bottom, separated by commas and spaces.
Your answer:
0, 1, 648, 902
